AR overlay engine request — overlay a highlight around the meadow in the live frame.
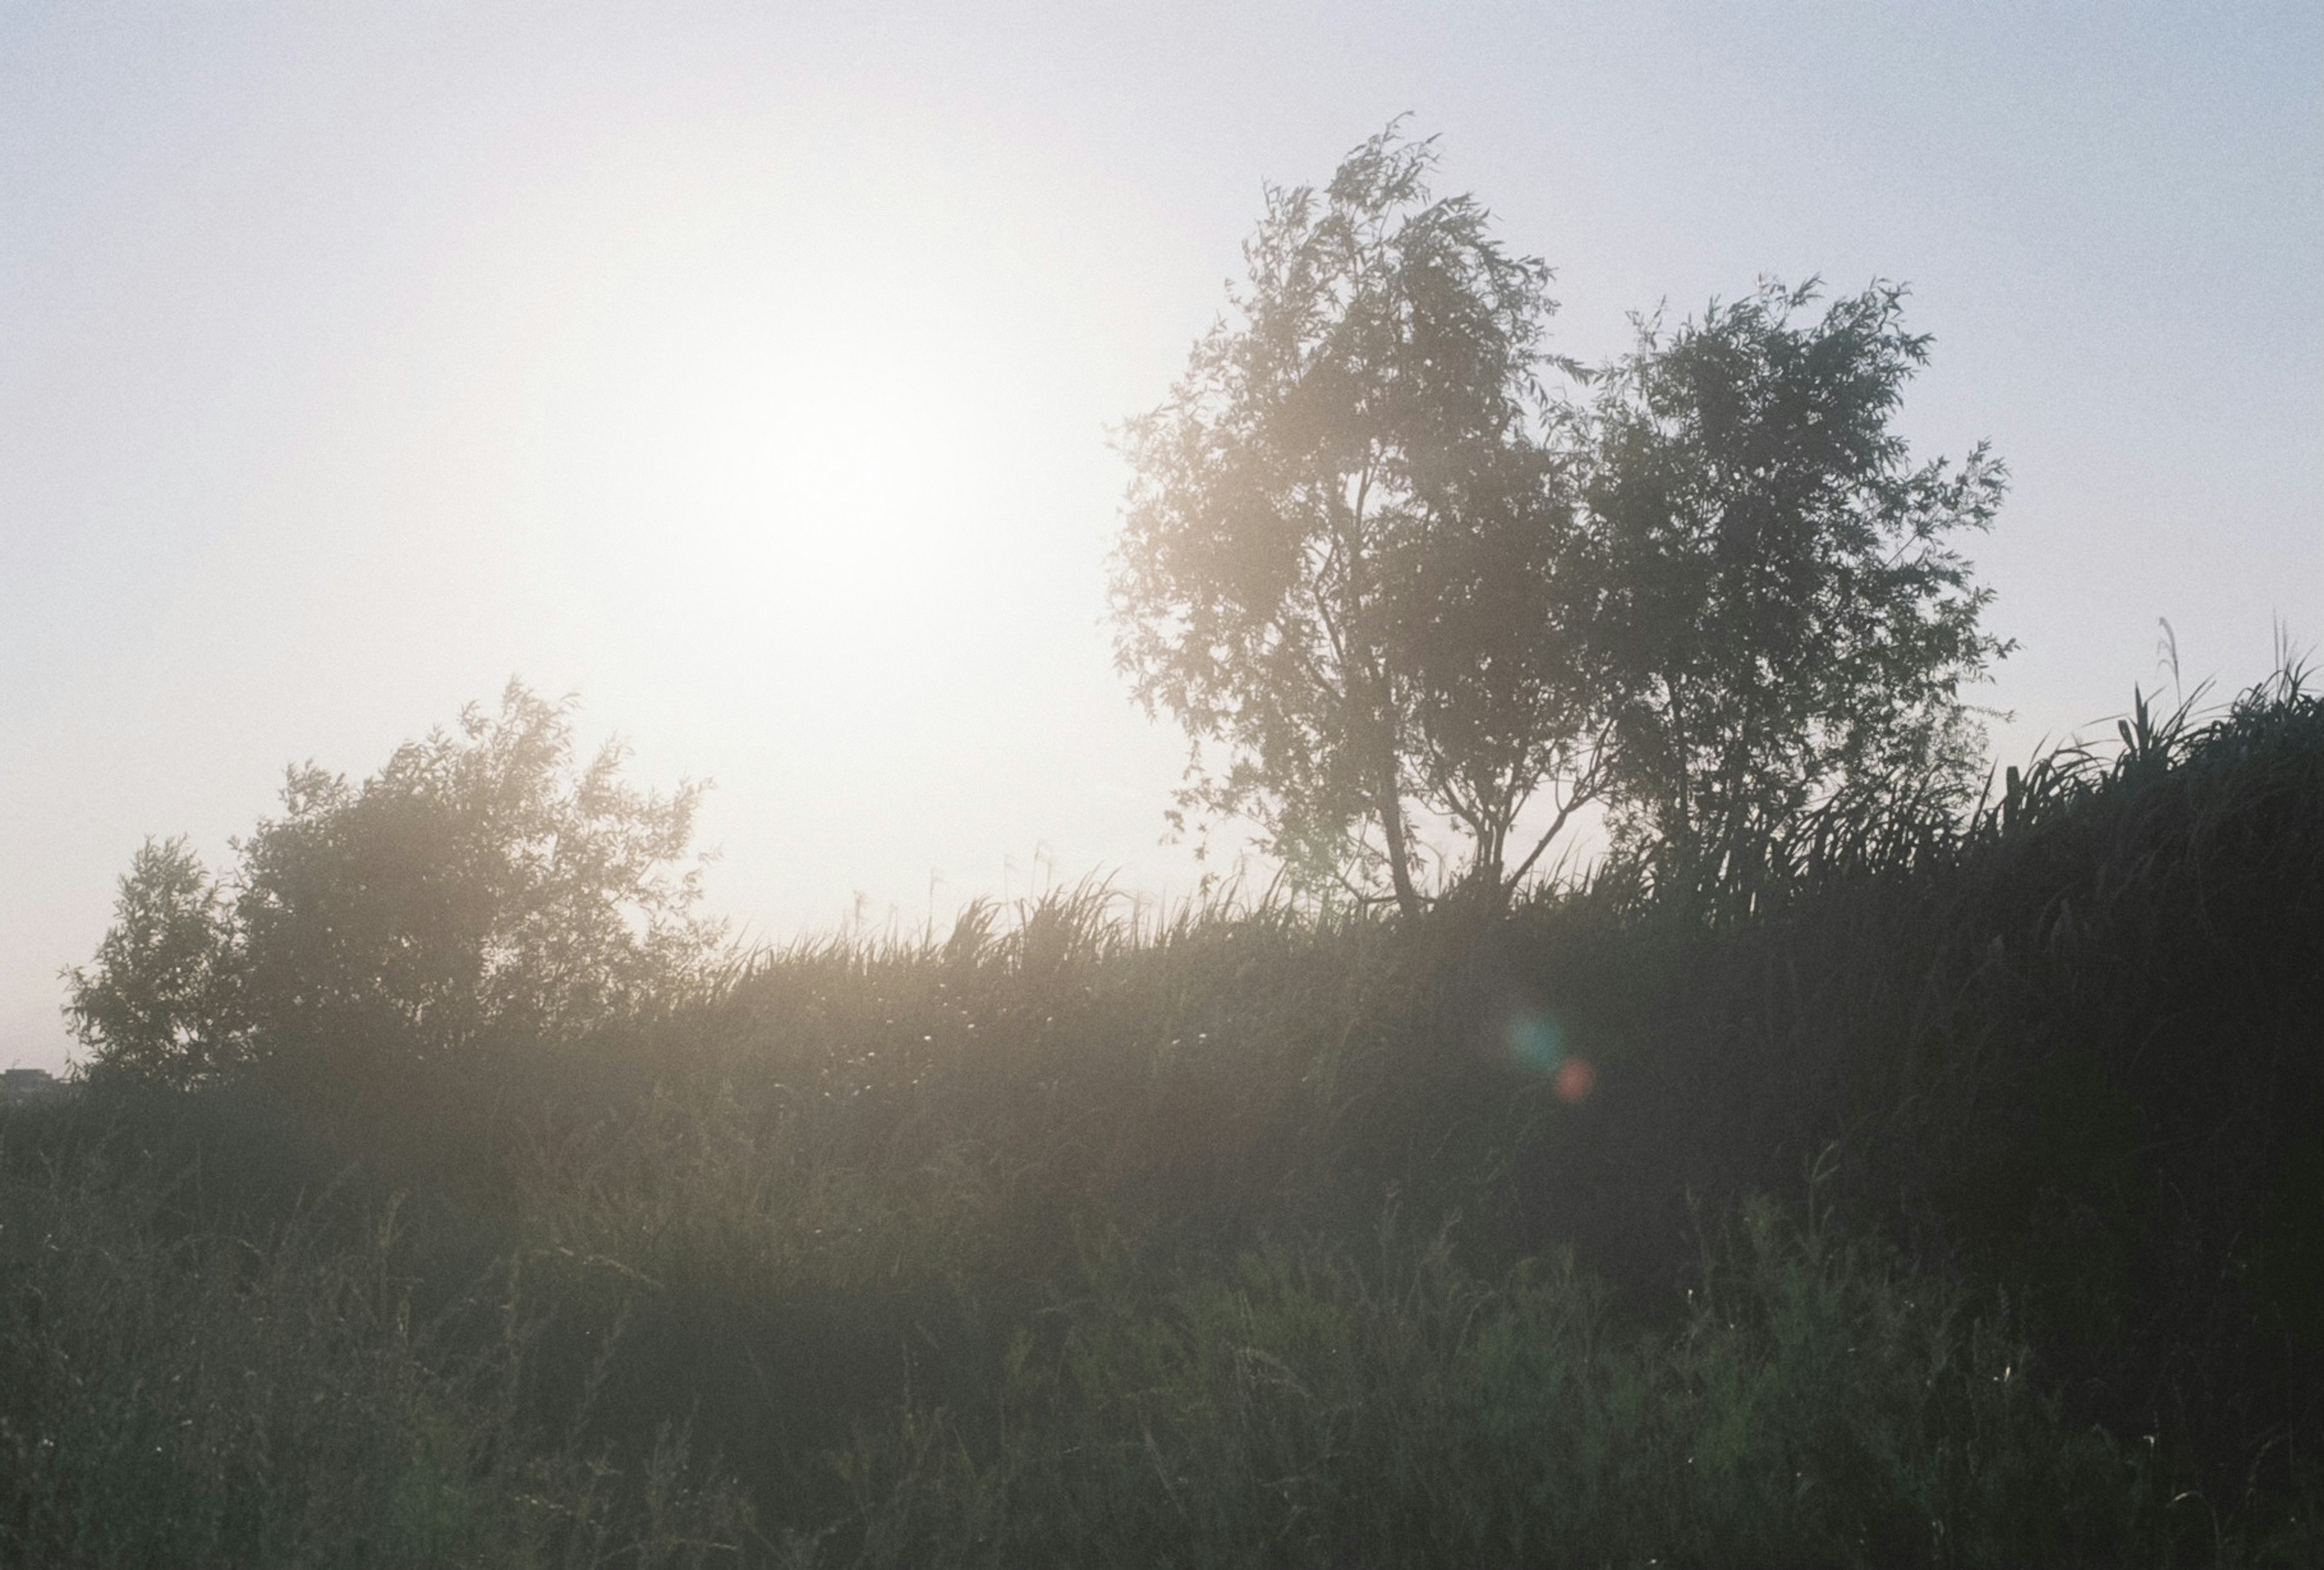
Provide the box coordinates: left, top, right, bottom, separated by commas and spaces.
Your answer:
3, 669, 2319, 1566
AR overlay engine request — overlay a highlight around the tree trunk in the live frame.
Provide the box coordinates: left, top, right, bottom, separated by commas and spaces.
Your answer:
1374, 729, 1422, 918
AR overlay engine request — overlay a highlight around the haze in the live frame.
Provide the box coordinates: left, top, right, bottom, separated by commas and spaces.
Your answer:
4, 2, 2318, 1073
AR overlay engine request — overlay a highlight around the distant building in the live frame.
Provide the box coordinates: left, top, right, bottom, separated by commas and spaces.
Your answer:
1, 1068, 72, 1106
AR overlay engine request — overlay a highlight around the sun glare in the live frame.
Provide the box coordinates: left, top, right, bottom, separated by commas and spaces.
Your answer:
502, 143, 1085, 709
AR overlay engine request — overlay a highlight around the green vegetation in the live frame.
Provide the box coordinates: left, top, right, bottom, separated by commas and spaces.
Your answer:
1111, 127, 1601, 913
0, 1137, 746, 1567
65, 682, 720, 1097
1111, 130, 2006, 916
1572, 278, 2007, 918
12, 662, 2320, 1565
21, 126, 2317, 1569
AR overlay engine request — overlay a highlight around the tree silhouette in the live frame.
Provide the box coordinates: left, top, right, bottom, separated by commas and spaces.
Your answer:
63, 836, 237, 1086
1575, 280, 2009, 915
66, 682, 720, 1092
1112, 128, 1606, 915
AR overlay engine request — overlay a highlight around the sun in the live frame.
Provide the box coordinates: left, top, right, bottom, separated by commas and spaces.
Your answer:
507, 153, 1076, 697
565, 251, 1034, 563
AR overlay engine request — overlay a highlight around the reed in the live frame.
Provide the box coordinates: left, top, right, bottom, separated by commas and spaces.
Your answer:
4, 663, 2316, 1564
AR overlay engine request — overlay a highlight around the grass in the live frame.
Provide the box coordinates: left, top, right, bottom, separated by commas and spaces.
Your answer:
3, 665, 2319, 1564
0, 1134, 747, 1566
814, 1200, 2179, 1568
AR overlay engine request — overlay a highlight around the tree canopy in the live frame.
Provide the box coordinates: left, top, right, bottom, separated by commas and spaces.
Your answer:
1113, 133, 2008, 918
66, 682, 720, 1092
62, 836, 238, 1087
1575, 280, 2011, 913
1111, 128, 1607, 915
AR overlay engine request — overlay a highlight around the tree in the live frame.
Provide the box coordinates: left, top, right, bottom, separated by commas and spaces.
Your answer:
65, 682, 721, 1093
1574, 280, 2010, 914
64, 837, 238, 1086
1111, 128, 1606, 916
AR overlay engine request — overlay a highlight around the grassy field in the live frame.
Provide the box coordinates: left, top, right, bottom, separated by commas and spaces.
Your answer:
4, 671, 2319, 1566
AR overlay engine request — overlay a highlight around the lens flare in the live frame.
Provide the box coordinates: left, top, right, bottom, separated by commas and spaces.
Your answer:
1505, 1009, 1565, 1074
1501, 1003, 1597, 1104
1554, 1057, 1597, 1104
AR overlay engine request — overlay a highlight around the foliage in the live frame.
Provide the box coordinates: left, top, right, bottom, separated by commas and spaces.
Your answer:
1517, 656, 2324, 1499
1115, 138, 2010, 922
1574, 279, 2010, 916
19, 664, 2320, 1563
825, 1206, 2168, 1569
62, 836, 239, 1086
1112, 126, 1604, 913
0, 1131, 749, 1567
65, 681, 721, 1097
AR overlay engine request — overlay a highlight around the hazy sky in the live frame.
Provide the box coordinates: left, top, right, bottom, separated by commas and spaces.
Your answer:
4, 2, 2317, 1072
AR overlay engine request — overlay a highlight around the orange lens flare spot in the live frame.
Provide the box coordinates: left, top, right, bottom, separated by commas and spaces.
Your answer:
1554, 1057, 1596, 1104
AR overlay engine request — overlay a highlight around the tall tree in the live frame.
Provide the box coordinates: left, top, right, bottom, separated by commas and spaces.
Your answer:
1111, 128, 1605, 915
1575, 279, 2010, 914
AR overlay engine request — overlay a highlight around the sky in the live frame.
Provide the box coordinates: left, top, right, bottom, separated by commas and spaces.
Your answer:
2, 2, 2317, 1073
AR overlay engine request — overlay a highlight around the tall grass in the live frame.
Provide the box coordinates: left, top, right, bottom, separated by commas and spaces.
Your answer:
0, 1122, 749, 1566
4, 666, 2317, 1564
816, 1201, 2176, 1569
